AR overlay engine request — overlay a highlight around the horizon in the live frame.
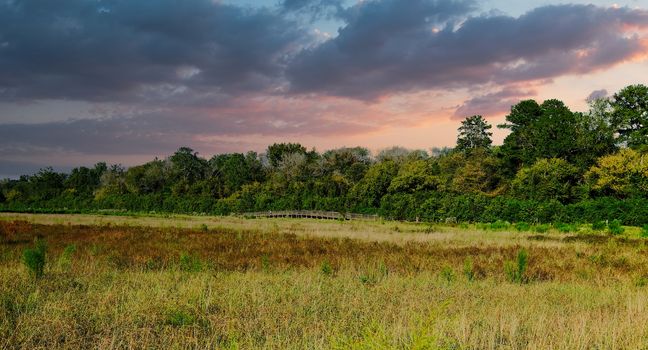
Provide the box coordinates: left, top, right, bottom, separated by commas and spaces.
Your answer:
2, 0, 648, 178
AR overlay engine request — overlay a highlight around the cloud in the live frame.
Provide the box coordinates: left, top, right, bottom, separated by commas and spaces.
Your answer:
0, 0, 305, 102
287, 3, 648, 99
453, 87, 537, 119
0, 94, 409, 158
587, 89, 608, 102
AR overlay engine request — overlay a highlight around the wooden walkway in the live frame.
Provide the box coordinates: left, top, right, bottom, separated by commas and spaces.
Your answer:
242, 210, 379, 221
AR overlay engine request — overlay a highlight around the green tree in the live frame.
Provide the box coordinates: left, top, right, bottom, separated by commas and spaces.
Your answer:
388, 159, 439, 193
511, 158, 582, 203
585, 148, 648, 198
170, 147, 207, 183
499, 99, 580, 168
610, 84, 648, 149
456, 115, 492, 152
266, 143, 307, 168
124, 159, 168, 195
348, 161, 399, 210
65, 163, 107, 196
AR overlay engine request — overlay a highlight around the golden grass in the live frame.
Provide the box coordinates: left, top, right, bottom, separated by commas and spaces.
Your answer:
1, 214, 648, 349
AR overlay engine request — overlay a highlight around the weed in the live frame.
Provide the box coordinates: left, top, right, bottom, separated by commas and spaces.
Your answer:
57, 244, 76, 272
636, 276, 648, 287
641, 225, 648, 238
488, 220, 511, 231
608, 220, 625, 235
261, 254, 271, 271
556, 223, 577, 233
463, 257, 475, 282
505, 249, 528, 284
592, 221, 606, 231
320, 260, 333, 276
23, 238, 47, 278
166, 308, 195, 327
514, 222, 531, 232
440, 265, 455, 284
179, 252, 203, 272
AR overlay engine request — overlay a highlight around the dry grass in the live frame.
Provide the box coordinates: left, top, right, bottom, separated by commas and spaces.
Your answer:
2, 214, 648, 348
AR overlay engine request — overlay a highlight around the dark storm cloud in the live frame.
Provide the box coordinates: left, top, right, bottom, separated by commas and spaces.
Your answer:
0, 0, 304, 101
287, 3, 648, 99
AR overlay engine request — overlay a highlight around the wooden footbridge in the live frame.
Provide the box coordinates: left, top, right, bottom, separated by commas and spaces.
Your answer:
242, 210, 379, 221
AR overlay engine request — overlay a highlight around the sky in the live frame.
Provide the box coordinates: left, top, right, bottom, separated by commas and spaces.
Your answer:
1, 0, 648, 178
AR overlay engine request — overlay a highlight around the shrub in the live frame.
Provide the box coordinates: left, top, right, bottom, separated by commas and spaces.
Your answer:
440, 265, 455, 283
556, 223, 577, 233
261, 254, 271, 271
514, 222, 531, 232
320, 260, 333, 276
533, 224, 550, 233
57, 244, 76, 272
592, 221, 606, 231
178, 253, 203, 272
608, 220, 625, 235
166, 309, 195, 327
23, 238, 47, 278
505, 249, 528, 284
641, 225, 648, 238
488, 220, 511, 231
463, 258, 475, 282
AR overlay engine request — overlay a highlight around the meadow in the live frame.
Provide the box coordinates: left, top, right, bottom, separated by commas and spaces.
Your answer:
2, 213, 648, 349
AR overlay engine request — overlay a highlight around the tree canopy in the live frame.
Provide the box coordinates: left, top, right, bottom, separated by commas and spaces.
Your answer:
3, 84, 648, 225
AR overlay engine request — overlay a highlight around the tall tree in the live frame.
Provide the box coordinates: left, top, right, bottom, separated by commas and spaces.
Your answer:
456, 115, 492, 152
499, 99, 579, 168
266, 143, 307, 167
610, 84, 648, 149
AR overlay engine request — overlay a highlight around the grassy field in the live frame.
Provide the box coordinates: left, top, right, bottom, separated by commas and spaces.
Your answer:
2, 214, 648, 348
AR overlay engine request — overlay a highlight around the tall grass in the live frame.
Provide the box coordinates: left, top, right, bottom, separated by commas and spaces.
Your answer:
3, 217, 648, 348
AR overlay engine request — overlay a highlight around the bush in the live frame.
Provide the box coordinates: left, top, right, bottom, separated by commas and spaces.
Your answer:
463, 258, 475, 282
514, 222, 531, 232
57, 244, 76, 271
556, 223, 577, 233
178, 253, 203, 272
23, 238, 47, 278
166, 309, 195, 327
488, 220, 511, 231
320, 260, 333, 276
592, 221, 606, 231
440, 265, 455, 283
533, 224, 550, 234
641, 225, 648, 238
608, 220, 625, 235
505, 249, 528, 284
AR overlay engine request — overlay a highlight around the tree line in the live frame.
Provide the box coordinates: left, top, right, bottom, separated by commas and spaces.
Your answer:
2, 84, 648, 225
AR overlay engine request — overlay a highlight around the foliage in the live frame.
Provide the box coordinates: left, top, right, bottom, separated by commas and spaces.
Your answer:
2, 84, 648, 226
505, 249, 528, 284
610, 84, 648, 149
511, 158, 582, 203
23, 238, 47, 278
585, 148, 648, 198
57, 244, 76, 272
608, 220, 625, 236
456, 115, 493, 152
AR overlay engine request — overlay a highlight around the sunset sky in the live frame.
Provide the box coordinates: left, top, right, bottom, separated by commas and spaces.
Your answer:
1, 0, 648, 178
